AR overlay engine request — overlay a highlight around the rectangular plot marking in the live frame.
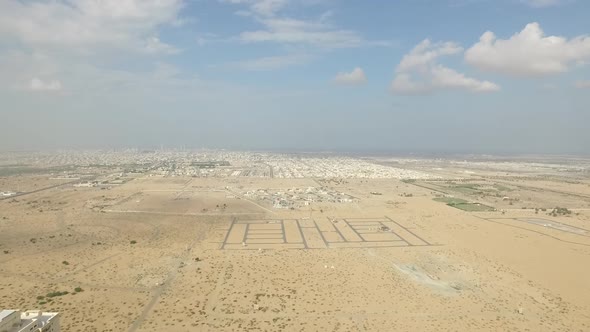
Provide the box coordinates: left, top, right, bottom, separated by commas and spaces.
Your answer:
226, 224, 247, 244
247, 234, 284, 239
236, 220, 274, 224
322, 231, 345, 242
333, 221, 363, 242
382, 221, 428, 246
347, 223, 383, 227
298, 219, 316, 228
353, 227, 381, 231
315, 218, 338, 232
356, 230, 382, 234
346, 218, 386, 222
222, 216, 433, 250
224, 243, 305, 250
284, 219, 303, 244
361, 233, 403, 242
249, 224, 282, 230
301, 227, 328, 249
247, 238, 285, 244
248, 229, 283, 234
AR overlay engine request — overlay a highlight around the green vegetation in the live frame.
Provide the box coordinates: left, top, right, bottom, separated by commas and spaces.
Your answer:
449, 184, 483, 195
433, 197, 495, 212
46, 291, 69, 298
0, 166, 45, 176
0, 165, 75, 176
451, 203, 495, 212
433, 197, 468, 205
62, 260, 70, 265
430, 181, 514, 199
549, 207, 572, 217
39, 287, 82, 302
130, 240, 137, 245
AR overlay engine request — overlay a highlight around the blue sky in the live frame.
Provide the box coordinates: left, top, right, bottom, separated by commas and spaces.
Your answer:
0, 0, 589, 153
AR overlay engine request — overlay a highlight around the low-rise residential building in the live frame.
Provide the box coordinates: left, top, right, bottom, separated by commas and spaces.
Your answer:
0, 310, 60, 332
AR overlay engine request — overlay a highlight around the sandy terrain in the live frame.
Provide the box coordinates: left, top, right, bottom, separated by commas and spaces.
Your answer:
1, 165, 590, 331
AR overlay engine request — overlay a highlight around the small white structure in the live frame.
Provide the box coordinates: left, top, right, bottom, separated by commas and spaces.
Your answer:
0, 310, 60, 332
73, 182, 96, 188
0, 192, 16, 197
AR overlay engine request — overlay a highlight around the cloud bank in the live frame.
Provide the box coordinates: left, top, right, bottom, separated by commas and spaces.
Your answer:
391, 40, 499, 95
465, 22, 590, 77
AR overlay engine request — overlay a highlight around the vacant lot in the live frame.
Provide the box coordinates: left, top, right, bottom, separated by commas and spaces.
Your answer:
1, 171, 590, 331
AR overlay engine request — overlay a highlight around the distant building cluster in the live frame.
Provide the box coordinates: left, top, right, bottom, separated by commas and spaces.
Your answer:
0, 150, 444, 180
243, 187, 359, 209
265, 157, 436, 179
0, 310, 60, 332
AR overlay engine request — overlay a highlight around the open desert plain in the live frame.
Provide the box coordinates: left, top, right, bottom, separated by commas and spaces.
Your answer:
1, 151, 590, 331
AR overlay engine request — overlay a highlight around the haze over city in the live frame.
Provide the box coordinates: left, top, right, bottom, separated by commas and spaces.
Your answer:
1, 0, 589, 153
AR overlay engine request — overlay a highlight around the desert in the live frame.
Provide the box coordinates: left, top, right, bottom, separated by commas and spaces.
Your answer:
1, 151, 589, 331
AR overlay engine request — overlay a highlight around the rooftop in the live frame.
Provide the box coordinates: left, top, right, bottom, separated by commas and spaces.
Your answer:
0, 310, 17, 321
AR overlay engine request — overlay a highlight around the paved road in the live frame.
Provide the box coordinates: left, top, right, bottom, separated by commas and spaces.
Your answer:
0, 175, 101, 201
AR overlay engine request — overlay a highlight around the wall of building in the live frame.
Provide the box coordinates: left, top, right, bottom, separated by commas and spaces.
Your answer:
0, 311, 21, 332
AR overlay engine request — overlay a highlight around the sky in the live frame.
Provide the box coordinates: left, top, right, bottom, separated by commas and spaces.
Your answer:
0, 0, 589, 154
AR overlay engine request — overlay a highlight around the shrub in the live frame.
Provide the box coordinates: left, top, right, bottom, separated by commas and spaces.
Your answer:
74, 287, 83, 293
46, 291, 69, 298
548, 207, 572, 216
62, 261, 69, 265
130, 240, 137, 245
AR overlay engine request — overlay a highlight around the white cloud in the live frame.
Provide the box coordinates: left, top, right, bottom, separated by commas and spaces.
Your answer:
144, 37, 180, 54
574, 80, 590, 89
465, 22, 590, 77
391, 39, 499, 95
0, 0, 183, 53
429, 66, 499, 92
239, 17, 363, 49
334, 67, 367, 85
251, 0, 289, 16
220, 0, 289, 17
221, 0, 366, 49
397, 41, 463, 72
30, 77, 62, 91
228, 53, 313, 71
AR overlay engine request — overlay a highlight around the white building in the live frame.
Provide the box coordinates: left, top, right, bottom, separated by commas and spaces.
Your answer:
0, 310, 60, 332
73, 182, 96, 188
